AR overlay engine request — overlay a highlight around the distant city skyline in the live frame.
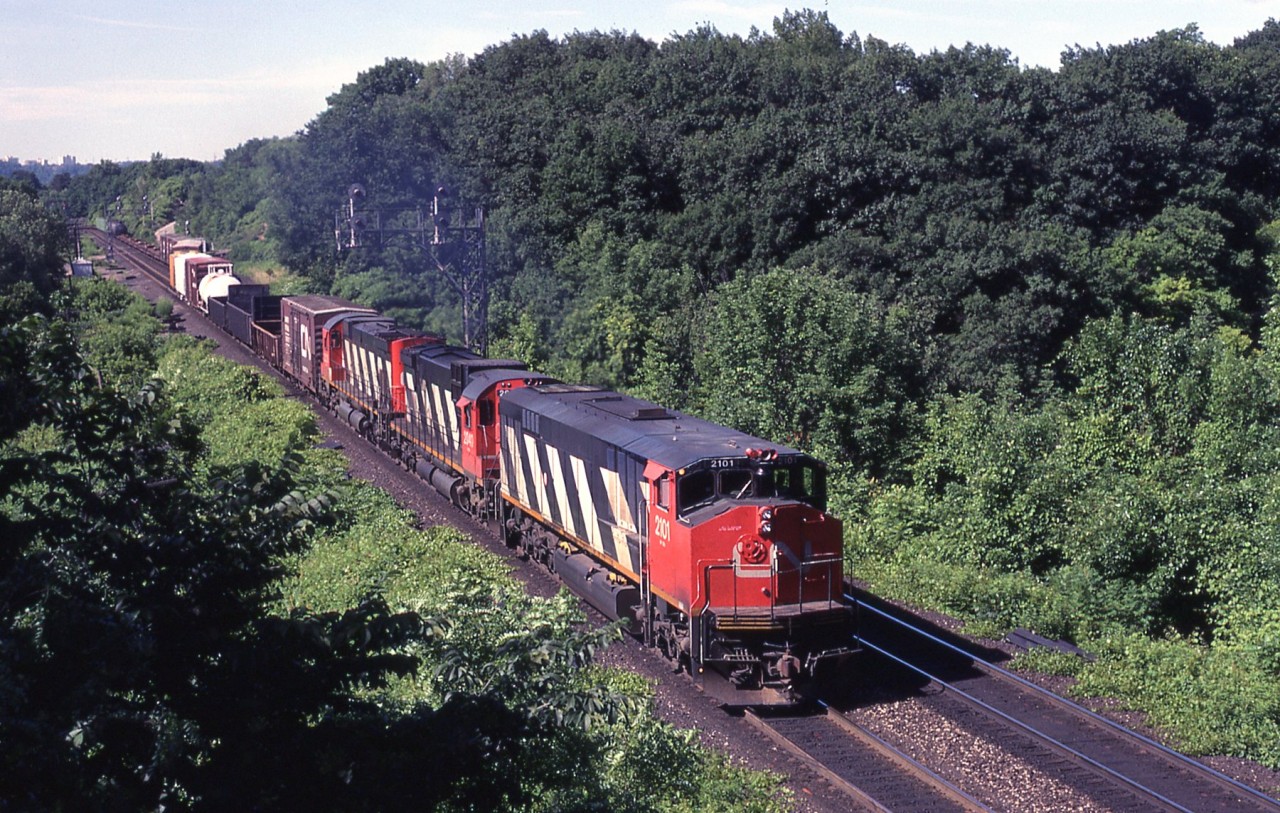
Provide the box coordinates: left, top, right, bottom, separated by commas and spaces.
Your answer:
0, 154, 93, 186
2, 1, 1275, 164
4, 155, 81, 166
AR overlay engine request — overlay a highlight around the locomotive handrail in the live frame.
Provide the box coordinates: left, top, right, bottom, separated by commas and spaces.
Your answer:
706, 548, 845, 623
705, 561, 762, 622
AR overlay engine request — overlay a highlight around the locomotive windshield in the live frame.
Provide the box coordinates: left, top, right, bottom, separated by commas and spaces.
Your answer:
677, 459, 826, 516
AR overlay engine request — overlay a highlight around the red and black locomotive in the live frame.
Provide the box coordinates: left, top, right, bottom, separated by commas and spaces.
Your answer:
196, 278, 856, 700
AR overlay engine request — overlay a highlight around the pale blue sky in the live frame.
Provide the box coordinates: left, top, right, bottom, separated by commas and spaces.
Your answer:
2, 1, 1275, 164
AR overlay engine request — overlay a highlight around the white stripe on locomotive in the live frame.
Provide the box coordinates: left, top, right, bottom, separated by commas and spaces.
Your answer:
523, 432, 546, 516
601, 466, 635, 532
501, 423, 521, 502
571, 455, 596, 548
545, 448, 575, 537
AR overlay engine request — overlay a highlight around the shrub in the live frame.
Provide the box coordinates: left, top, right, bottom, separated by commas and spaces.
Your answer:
1074, 634, 1280, 767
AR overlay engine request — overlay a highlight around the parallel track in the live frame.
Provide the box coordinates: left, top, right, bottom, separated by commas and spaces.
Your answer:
849, 592, 1280, 812
745, 706, 986, 811
91, 229, 169, 284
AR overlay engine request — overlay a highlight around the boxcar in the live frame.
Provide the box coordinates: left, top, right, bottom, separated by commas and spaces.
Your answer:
279, 295, 375, 393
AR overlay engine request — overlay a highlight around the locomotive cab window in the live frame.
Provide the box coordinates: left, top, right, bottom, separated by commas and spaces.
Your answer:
677, 470, 715, 514
720, 469, 752, 499
765, 462, 826, 508
804, 464, 826, 508
478, 399, 495, 426
677, 460, 828, 516
655, 475, 671, 511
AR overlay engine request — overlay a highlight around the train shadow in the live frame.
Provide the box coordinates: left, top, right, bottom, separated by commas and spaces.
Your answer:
820, 586, 1016, 711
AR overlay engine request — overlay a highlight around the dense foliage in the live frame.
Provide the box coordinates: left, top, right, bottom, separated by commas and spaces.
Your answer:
64, 17, 1280, 406
51, 11, 1280, 767
0, 184, 69, 323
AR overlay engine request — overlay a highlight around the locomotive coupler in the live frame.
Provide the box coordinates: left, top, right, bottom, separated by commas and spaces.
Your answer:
776, 647, 802, 683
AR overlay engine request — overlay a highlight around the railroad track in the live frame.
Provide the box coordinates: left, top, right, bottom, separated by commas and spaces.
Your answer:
748, 595, 1280, 810
845, 591, 1280, 812
89, 232, 1280, 811
745, 705, 986, 811
89, 228, 170, 286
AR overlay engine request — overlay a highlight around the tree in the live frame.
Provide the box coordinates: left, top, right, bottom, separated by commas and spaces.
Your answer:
0, 188, 67, 322
0, 281, 645, 809
0, 309, 608, 809
1103, 204, 1250, 325
690, 267, 921, 475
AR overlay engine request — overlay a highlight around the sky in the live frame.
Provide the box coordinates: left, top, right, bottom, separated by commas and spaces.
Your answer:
2, 1, 1276, 165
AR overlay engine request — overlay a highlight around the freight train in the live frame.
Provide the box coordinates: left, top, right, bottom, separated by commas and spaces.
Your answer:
163, 239, 857, 702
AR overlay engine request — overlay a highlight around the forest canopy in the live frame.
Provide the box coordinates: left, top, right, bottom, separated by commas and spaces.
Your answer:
67, 15, 1280, 404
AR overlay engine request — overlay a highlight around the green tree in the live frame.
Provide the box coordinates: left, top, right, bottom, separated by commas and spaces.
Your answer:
0, 187, 67, 322
1102, 204, 1252, 325
691, 267, 920, 475
66, 277, 164, 389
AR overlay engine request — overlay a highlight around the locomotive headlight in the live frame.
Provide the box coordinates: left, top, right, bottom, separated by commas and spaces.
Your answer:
760, 507, 774, 536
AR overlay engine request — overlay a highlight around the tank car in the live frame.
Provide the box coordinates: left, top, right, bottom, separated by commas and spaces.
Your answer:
163, 238, 206, 290
194, 266, 240, 313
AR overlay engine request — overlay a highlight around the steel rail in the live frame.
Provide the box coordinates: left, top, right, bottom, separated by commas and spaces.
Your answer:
742, 708, 888, 811
853, 595, 1280, 812
743, 706, 986, 812
815, 699, 991, 812
857, 633, 1189, 811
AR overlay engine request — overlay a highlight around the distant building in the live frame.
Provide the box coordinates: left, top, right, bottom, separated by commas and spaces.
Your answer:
0, 155, 93, 184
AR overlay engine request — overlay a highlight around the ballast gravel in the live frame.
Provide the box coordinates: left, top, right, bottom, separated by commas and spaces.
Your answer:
851, 696, 1109, 811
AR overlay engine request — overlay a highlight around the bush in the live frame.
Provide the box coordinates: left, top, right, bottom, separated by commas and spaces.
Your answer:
278, 476, 795, 809
67, 277, 163, 389
1074, 634, 1280, 767
155, 336, 317, 472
